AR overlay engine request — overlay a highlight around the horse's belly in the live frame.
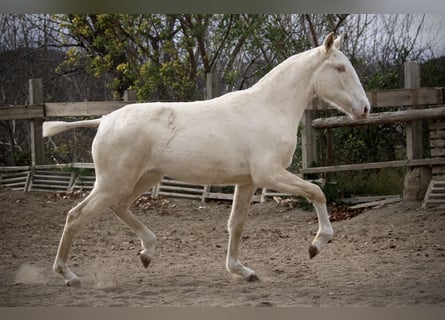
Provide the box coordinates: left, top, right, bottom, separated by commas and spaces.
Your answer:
158, 149, 252, 185
165, 170, 252, 185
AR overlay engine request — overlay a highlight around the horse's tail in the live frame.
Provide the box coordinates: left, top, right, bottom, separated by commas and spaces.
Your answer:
43, 118, 102, 137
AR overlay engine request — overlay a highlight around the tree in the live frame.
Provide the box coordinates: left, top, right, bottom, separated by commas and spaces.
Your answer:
1, 14, 442, 171
0, 14, 59, 165
55, 14, 271, 101
0, 14, 113, 165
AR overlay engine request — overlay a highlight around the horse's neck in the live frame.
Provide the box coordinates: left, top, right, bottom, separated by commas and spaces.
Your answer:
252, 47, 322, 121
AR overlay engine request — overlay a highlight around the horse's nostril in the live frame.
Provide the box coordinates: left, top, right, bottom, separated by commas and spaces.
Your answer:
363, 106, 369, 115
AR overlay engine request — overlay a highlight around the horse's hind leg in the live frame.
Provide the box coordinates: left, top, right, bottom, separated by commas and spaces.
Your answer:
53, 189, 112, 286
112, 207, 157, 268
111, 171, 163, 269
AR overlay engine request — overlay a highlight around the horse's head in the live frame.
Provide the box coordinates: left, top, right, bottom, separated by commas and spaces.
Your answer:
312, 32, 370, 120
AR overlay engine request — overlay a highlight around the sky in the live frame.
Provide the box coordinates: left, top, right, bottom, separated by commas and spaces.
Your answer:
419, 14, 445, 56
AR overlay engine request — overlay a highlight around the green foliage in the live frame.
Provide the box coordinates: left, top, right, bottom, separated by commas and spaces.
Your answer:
316, 120, 407, 198
54, 14, 318, 100
224, 70, 239, 87
331, 123, 406, 165
328, 168, 405, 198
13, 150, 31, 166
323, 182, 341, 203
421, 57, 445, 87
47, 143, 72, 163
221, 185, 235, 194
73, 167, 95, 176
366, 70, 400, 90
293, 196, 314, 211
137, 59, 196, 101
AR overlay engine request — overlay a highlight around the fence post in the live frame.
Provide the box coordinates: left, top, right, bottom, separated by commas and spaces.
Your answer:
403, 62, 431, 200
206, 72, 222, 99
206, 72, 224, 196
29, 78, 45, 166
124, 89, 137, 102
405, 62, 423, 160
301, 101, 318, 173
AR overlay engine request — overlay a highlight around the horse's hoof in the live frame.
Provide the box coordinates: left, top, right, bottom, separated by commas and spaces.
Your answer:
140, 254, 151, 268
65, 277, 81, 287
246, 274, 260, 282
309, 245, 319, 259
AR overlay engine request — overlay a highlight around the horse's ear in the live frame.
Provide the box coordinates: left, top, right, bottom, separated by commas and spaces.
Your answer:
334, 34, 345, 48
323, 32, 335, 53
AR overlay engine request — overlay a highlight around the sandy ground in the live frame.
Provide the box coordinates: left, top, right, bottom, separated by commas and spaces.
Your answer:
0, 190, 444, 306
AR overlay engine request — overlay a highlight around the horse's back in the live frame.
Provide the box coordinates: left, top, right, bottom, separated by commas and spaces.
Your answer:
89, 97, 248, 184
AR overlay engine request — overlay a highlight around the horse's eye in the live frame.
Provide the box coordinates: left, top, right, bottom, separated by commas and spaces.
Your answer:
335, 65, 346, 73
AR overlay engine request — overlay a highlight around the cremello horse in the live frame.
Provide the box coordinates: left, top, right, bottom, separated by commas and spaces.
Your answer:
43, 33, 370, 286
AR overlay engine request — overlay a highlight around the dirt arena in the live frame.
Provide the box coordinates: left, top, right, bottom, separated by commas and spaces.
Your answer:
0, 190, 444, 306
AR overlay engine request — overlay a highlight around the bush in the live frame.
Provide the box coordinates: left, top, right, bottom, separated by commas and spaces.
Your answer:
326, 168, 405, 200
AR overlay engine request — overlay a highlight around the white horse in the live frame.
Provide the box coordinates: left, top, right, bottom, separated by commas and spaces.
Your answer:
43, 33, 370, 286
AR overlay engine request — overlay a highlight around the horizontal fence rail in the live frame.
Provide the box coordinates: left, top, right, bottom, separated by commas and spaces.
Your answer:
1, 87, 443, 121
301, 158, 445, 175
312, 106, 445, 129
1, 71, 444, 204
0, 165, 275, 203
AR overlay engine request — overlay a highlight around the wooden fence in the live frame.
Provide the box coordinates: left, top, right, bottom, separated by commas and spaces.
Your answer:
1, 62, 445, 203
422, 120, 445, 208
0, 164, 266, 202
301, 62, 445, 174
300, 62, 445, 202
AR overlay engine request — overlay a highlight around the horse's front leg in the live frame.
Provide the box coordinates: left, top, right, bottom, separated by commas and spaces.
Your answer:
258, 167, 334, 258
226, 183, 259, 282
309, 201, 334, 258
